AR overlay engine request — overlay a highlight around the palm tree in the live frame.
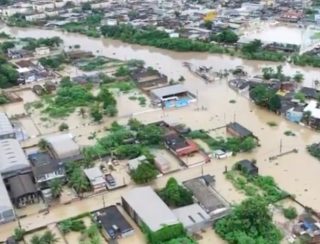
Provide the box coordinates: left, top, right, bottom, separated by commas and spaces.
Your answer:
69, 169, 90, 195
49, 179, 63, 198
38, 139, 49, 151
41, 230, 59, 244
30, 235, 41, 244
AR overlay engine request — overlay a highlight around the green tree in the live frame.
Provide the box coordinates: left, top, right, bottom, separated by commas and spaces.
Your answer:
13, 227, 25, 241
69, 168, 90, 194
38, 138, 49, 151
268, 94, 281, 112
59, 122, 69, 131
261, 67, 275, 80
249, 84, 273, 107
204, 20, 213, 30
30, 235, 42, 244
283, 207, 297, 220
41, 230, 59, 244
239, 137, 256, 152
90, 105, 103, 122
293, 72, 304, 83
131, 162, 158, 184
294, 92, 306, 103
241, 39, 262, 53
49, 178, 63, 198
215, 197, 282, 244
213, 29, 239, 44
158, 177, 193, 207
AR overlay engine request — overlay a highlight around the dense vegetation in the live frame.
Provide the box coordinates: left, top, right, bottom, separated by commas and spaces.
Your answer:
0, 55, 18, 88
158, 177, 193, 207
35, 77, 117, 119
130, 161, 158, 184
39, 54, 69, 70
249, 84, 281, 112
188, 130, 257, 153
211, 29, 239, 44
307, 143, 320, 160
21, 37, 63, 50
215, 197, 283, 244
101, 24, 226, 53
291, 53, 320, 68
65, 161, 90, 194
30, 230, 59, 244
77, 56, 109, 71
283, 207, 298, 220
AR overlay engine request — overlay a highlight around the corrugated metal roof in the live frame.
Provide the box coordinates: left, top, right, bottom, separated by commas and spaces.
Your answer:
0, 139, 30, 175
122, 186, 179, 232
0, 176, 14, 216
151, 84, 188, 99
0, 112, 14, 137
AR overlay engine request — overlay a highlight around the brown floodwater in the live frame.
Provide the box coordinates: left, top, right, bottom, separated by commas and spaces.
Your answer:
0, 26, 320, 242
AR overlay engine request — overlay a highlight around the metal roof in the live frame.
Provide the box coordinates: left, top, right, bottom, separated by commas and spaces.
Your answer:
150, 84, 188, 99
83, 167, 106, 186
122, 186, 179, 232
46, 133, 80, 160
0, 176, 14, 216
0, 139, 30, 175
0, 112, 14, 137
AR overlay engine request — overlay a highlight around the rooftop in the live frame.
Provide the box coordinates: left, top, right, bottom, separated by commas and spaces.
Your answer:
0, 113, 14, 137
0, 139, 30, 175
46, 133, 80, 160
304, 100, 320, 119
122, 186, 179, 232
0, 176, 14, 215
172, 203, 210, 228
151, 84, 189, 99
7, 173, 37, 200
83, 167, 106, 186
93, 205, 133, 237
227, 122, 253, 137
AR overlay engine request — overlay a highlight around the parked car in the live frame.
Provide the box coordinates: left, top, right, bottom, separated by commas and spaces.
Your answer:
105, 174, 116, 187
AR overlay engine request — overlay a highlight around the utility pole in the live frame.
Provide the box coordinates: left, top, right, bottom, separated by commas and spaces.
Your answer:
280, 139, 283, 154
102, 195, 106, 208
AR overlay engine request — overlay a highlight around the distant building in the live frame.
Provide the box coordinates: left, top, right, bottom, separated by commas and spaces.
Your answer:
83, 167, 106, 192
304, 100, 320, 129
286, 106, 304, 123
235, 159, 258, 176
0, 113, 15, 140
172, 203, 211, 233
121, 186, 179, 232
226, 122, 253, 138
46, 134, 81, 161
93, 205, 134, 240
35, 46, 50, 56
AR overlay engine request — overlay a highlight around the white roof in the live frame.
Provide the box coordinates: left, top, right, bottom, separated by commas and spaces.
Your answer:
151, 84, 188, 99
122, 186, 179, 232
83, 167, 106, 185
46, 133, 80, 159
304, 100, 320, 119
173, 203, 210, 229
0, 112, 14, 137
0, 139, 30, 174
128, 155, 146, 171
0, 176, 14, 216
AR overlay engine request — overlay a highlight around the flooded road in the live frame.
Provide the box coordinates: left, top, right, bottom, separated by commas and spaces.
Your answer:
0, 25, 320, 242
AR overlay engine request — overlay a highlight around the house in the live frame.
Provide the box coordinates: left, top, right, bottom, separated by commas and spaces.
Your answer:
299, 87, 320, 100
25, 13, 46, 22
83, 167, 106, 192
164, 133, 199, 157
304, 100, 320, 129
28, 152, 65, 188
0, 139, 31, 178
226, 122, 253, 138
0, 113, 15, 140
286, 106, 304, 123
172, 203, 211, 234
46, 134, 81, 161
132, 68, 168, 91
121, 186, 179, 232
127, 155, 147, 171
92, 205, 134, 240
235, 159, 258, 176
7, 173, 40, 208
35, 46, 50, 56
0, 176, 15, 224
7, 48, 33, 59
150, 84, 196, 108
183, 176, 230, 220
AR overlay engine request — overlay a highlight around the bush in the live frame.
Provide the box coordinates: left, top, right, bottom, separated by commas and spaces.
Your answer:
283, 207, 297, 220
59, 122, 69, 131
131, 162, 158, 184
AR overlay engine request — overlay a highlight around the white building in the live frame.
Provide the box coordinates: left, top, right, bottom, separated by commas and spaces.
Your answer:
25, 13, 46, 22
304, 100, 320, 120
0, 139, 31, 177
35, 46, 50, 56
122, 187, 179, 232
46, 133, 81, 160
0, 112, 15, 140
0, 176, 15, 224
84, 167, 106, 192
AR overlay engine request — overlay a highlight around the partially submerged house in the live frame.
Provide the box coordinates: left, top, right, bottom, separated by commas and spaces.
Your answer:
150, 84, 196, 108
121, 186, 179, 232
235, 159, 258, 176
132, 68, 168, 91
226, 122, 253, 138
92, 205, 134, 240
183, 176, 230, 220
46, 134, 81, 161
83, 167, 106, 193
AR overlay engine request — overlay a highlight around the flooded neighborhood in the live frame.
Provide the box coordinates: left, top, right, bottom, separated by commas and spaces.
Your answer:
1, 0, 320, 244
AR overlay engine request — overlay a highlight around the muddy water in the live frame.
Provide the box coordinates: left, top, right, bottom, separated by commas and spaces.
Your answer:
0, 27, 320, 212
